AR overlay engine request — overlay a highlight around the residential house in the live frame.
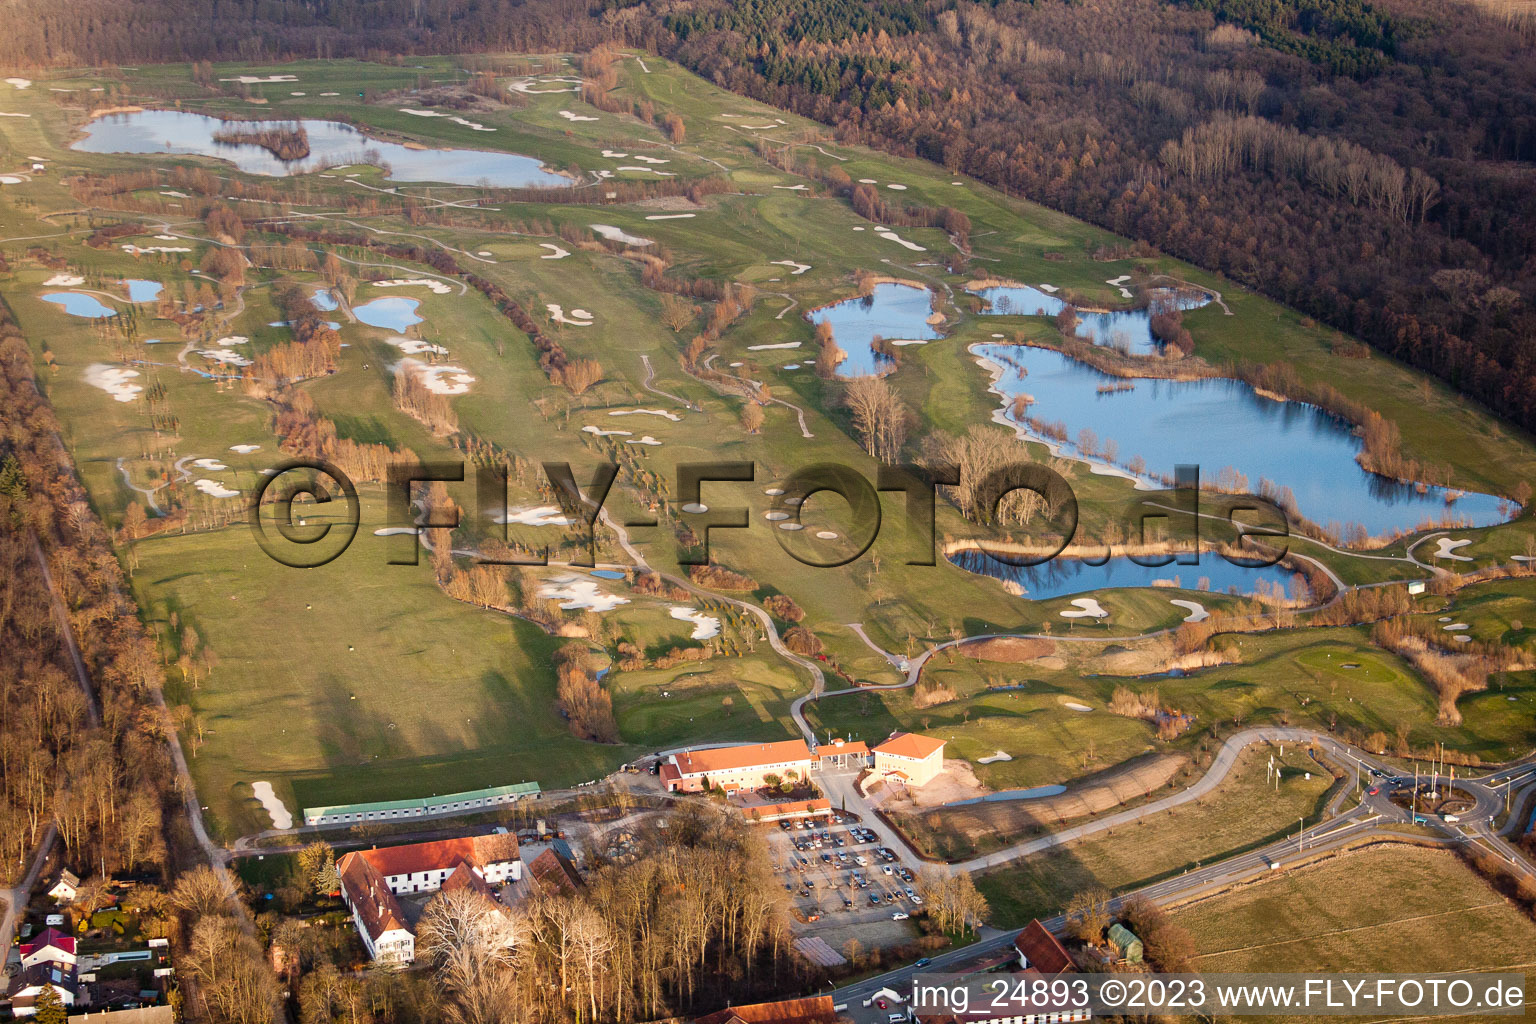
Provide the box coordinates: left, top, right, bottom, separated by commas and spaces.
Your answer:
873, 732, 946, 787
914, 920, 1089, 1024
694, 995, 838, 1024
661, 740, 813, 794
48, 870, 81, 903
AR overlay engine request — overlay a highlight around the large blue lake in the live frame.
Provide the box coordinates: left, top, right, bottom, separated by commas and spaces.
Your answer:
974, 343, 1510, 536
42, 292, 118, 318
72, 110, 571, 188
948, 548, 1298, 601
808, 282, 942, 377
970, 283, 1211, 356
353, 296, 423, 331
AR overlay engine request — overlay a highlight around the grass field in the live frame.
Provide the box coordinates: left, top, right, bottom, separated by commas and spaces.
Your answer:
2, 52, 1534, 838
1174, 845, 1536, 1021
976, 744, 1340, 927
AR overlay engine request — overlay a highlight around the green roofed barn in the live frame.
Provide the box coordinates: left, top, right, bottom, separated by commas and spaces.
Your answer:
303, 781, 541, 826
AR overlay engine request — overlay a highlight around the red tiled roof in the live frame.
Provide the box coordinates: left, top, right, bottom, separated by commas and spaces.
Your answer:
441, 861, 496, 901
660, 762, 682, 785
1014, 919, 1074, 975
695, 995, 837, 1024
337, 854, 408, 942
350, 833, 518, 879
20, 928, 75, 958
527, 848, 583, 895
738, 798, 830, 819
874, 732, 945, 760
674, 740, 811, 777
817, 740, 868, 757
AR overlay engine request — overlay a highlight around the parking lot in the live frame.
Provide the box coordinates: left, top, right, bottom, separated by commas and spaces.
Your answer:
763, 815, 924, 929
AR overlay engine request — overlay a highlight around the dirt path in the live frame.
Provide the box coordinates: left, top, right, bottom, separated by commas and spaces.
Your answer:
639, 353, 698, 411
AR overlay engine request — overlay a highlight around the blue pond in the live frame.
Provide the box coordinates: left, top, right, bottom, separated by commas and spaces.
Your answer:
808, 282, 941, 377
72, 110, 572, 188
310, 288, 339, 312
974, 343, 1511, 536
353, 297, 423, 331
971, 283, 1211, 356
949, 548, 1299, 601
948, 784, 1067, 806
41, 292, 118, 318
590, 569, 626, 580
123, 279, 163, 303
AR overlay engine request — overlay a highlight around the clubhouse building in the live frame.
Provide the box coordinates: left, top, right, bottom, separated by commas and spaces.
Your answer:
661, 739, 814, 793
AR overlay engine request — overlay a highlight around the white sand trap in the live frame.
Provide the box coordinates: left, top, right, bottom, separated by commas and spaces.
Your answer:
783, 363, 801, 369
1064, 701, 1094, 712
1105, 275, 1133, 298
582, 426, 632, 437
729, 361, 744, 367
887, 183, 908, 190
1432, 538, 1473, 561
670, 606, 721, 640
617, 165, 669, 174
1443, 622, 1469, 631
887, 338, 929, 347
0, 176, 22, 184
1037, 283, 1059, 293
374, 527, 420, 536
977, 751, 1013, 764
771, 260, 812, 275
290, 91, 306, 96
1169, 599, 1208, 623
122, 244, 190, 254
251, 781, 293, 829
778, 522, 804, 531
764, 511, 790, 521
220, 74, 297, 83
84, 364, 142, 402
1060, 598, 1108, 619
558, 109, 598, 122
385, 335, 448, 356
401, 108, 445, 117
538, 576, 629, 612
44, 274, 85, 287
406, 361, 476, 396
680, 502, 709, 514
1512, 555, 1535, 563
610, 408, 681, 421
477, 251, 493, 256
858, 178, 878, 184
601, 150, 628, 158
0, 112, 31, 118
589, 224, 653, 246
625, 436, 662, 446
547, 303, 593, 326
230, 444, 261, 454
373, 277, 452, 295
764, 487, 785, 495
877, 230, 926, 251
773, 184, 809, 191
495, 505, 572, 527
749, 341, 801, 351
645, 213, 696, 220
815, 530, 839, 540
1454, 635, 1472, 643
539, 243, 570, 259
851, 226, 865, 232
321, 92, 339, 96
198, 349, 253, 366
632, 155, 669, 164
194, 479, 239, 498
160, 190, 189, 198
192, 458, 229, 471
154, 234, 178, 241
4, 78, 32, 89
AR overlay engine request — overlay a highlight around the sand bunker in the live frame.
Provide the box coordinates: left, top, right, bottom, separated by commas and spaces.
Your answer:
764, 510, 790, 521
876, 229, 925, 251
230, 444, 261, 454
858, 178, 877, 184
1063, 701, 1093, 712
1037, 283, 1059, 293
589, 224, 653, 246
399, 358, 475, 396
547, 303, 593, 326
680, 502, 709, 514
559, 109, 598, 122
625, 436, 662, 446
495, 505, 572, 527
1432, 537, 1473, 561
4, 78, 32, 89
539, 243, 571, 259
373, 277, 452, 295
0, 176, 21, 184
670, 606, 722, 640
633, 155, 669, 164
0, 113, 30, 119
749, 341, 801, 351
601, 149, 628, 158
645, 213, 695, 220
977, 751, 1013, 764
194, 479, 239, 498
384, 335, 448, 356
198, 349, 253, 366
773, 184, 809, 191
191, 458, 229, 471
538, 575, 629, 612
374, 527, 420, 537
44, 274, 85, 287
1106, 275, 1133, 298
84, 364, 142, 402
219, 74, 297, 83
1442, 622, 1469, 631
251, 781, 293, 830
1060, 598, 1108, 619
771, 260, 812, 275
122, 244, 190, 254
582, 426, 632, 437
887, 183, 908, 190
815, 530, 839, 540
610, 408, 681, 422
1169, 599, 1209, 623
